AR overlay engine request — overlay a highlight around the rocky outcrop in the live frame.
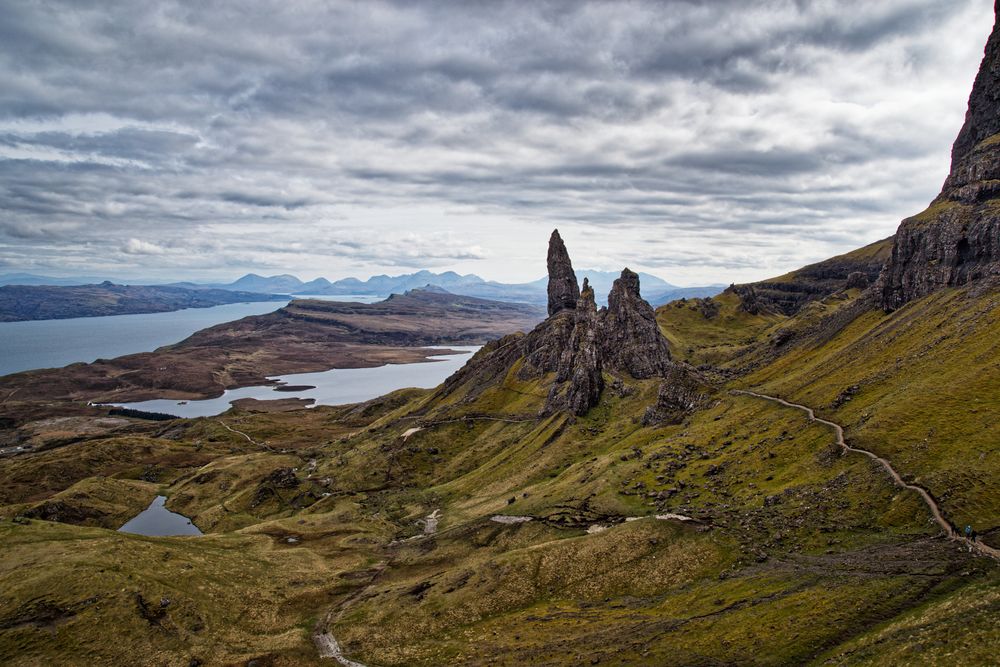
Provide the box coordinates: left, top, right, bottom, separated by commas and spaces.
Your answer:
642, 366, 711, 426
727, 284, 764, 314
438, 232, 695, 417
547, 230, 579, 316
845, 272, 869, 290
877, 5, 1000, 311
600, 269, 672, 378
546, 279, 603, 415
728, 237, 892, 316
23, 500, 106, 526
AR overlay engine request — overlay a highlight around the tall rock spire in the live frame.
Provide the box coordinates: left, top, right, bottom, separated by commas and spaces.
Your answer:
435, 236, 691, 420
547, 229, 579, 317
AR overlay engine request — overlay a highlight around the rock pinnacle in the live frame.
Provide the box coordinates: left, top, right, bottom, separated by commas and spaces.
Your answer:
547, 229, 579, 317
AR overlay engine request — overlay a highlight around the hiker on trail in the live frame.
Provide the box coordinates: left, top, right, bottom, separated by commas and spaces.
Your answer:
965, 525, 973, 538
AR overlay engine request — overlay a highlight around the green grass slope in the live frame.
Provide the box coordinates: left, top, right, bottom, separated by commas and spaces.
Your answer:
741, 284, 1000, 543
2, 271, 999, 666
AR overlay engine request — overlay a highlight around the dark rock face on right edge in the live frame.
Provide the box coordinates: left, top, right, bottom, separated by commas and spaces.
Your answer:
947, 0, 1000, 172
877, 4, 1000, 311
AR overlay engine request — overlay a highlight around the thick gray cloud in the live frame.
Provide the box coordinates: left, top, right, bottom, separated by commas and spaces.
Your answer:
0, 0, 994, 284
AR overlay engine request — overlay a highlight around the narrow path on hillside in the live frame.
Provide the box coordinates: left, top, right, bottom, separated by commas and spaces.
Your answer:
733, 390, 1000, 561
216, 419, 277, 453
313, 558, 391, 667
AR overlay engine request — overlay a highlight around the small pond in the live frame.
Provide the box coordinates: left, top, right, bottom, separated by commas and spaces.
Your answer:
110, 345, 480, 418
118, 496, 203, 537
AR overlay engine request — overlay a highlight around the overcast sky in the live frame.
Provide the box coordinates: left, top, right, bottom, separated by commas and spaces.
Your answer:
0, 0, 994, 285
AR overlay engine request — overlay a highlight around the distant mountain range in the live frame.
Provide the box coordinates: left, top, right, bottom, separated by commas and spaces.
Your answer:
176, 270, 725, 307
0, 273, 124, 287
0, 270, 725, 307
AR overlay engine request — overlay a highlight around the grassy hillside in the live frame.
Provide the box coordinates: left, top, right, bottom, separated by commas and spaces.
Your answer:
655, 274, 1000, 543
3, 309, 997, 664
656, 290, 784, 366
1, 256, 998, 666
741, 285, 1000, 543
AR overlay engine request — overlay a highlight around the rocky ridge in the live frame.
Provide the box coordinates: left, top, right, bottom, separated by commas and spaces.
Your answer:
726, 237, 892, 316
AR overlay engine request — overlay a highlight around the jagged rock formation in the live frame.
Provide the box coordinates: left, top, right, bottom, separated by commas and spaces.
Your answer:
547, 279, 603, 414
547, 230, 579, 316
878, 4, 1000, 311
600, 269, 672, 378
728, 284, 766, 315
441, 231, 692, 417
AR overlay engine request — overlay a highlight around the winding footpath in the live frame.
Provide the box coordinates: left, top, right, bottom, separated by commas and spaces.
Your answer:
315, 633, 368, 667
313, 557, 391, 667
216, 419, 278, 453
733, 390, 1000, 561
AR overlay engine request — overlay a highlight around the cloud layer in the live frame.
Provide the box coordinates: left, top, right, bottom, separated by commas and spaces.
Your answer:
0, 0, 994, 284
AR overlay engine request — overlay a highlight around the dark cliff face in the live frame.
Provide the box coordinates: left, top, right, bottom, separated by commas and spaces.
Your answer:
878, 6, 1000, 311
947, 0, 1000, 174
546, 279, 604, 415
599, 269, 672, 378
547, 229, 580, 317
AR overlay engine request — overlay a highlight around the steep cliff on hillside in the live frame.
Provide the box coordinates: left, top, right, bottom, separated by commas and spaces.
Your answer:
877, 5, 1000, 310
727, 237, 892, 316
948, 1, 1000, 172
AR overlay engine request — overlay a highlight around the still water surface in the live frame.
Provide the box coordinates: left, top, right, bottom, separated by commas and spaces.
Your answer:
0, 295, 387, 377
118, 496, 203, 537
0, 301, 288, 377
113, 346, 480, 418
